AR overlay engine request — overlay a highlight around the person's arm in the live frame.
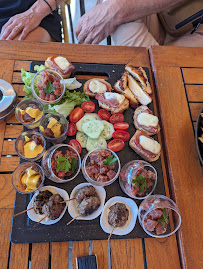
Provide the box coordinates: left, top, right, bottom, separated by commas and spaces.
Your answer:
75, 0, 184, 44
0, 0, 65, 41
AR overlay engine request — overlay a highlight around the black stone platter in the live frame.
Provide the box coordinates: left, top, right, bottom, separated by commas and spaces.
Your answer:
10, 62, 166, 243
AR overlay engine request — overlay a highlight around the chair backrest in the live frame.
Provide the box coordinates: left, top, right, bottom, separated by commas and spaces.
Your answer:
59, 1, 71, 43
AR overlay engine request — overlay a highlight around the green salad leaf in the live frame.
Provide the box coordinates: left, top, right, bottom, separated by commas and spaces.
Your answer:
42, 81, 55, 94
157, 208, 168, 224
132, 174, 147, 193
103, 155, 117, 166
56, 157, 71, 173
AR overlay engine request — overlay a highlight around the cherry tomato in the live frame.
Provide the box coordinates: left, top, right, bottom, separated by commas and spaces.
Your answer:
67, 123, 77, 136
98, 109, 111, 121
112, 130, 130, 142
114, 122, 129, 131
68, 139, 82, 154
69, 107, 84, 123
108, 139, 125, 152
110, 113, 124, 124
81, 101, 95, 113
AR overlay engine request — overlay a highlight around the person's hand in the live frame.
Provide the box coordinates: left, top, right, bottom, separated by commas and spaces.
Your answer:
0, 8, 43, 40
75, 2, 118, 44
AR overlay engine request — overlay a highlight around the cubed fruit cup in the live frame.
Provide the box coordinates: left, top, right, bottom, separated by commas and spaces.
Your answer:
15, 99, 44, 129
15, 131, 46, 161
119, 160, 157, 200
82, 148, 121, 187
11, 162, 45, 194
31, 69, 65, 105
41, 144, 81, 183
138, 195, 181, 238
39, 112, 68, 144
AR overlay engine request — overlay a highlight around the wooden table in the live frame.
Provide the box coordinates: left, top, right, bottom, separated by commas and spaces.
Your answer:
149, 46, 203, 269
0, 41, 200, 269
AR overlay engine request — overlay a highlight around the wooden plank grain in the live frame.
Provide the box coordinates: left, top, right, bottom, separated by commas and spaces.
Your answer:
92, 240, 108, 269
13, 84, 26, 97
31, 243, 49, 269
111, 239, 144, 269
182, 68, 203, 84
0, 174, 15, 209
186, 85, 203, 102
149, 46, 203, 69
2, 140, 16, 155
0, 41, 147, 65
12, 72, 23, 84
0, 209, 13, 269
10, 244, 29, 269
0, 156, 19, 172
189, 103, 203, 122
72, 241, 89, 269
4, 125, 23, 138
14, 60, 31, 71
153, 66, 203, 269
51, 242, 69, 269
145, 236, 181, 269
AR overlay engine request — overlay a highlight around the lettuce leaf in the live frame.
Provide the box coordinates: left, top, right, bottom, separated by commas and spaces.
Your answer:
63, 77, 82, 90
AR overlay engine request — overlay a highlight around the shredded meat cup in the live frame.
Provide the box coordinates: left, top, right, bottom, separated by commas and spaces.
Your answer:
134, 133, 156, 157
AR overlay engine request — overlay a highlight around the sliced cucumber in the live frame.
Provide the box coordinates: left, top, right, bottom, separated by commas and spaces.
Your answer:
76, 131, 88, 148
100, 120, 115, 140
76, 114, 96, 132
85, 113, 101, 120
86, 136, 107, 151
82, 120, 104, 139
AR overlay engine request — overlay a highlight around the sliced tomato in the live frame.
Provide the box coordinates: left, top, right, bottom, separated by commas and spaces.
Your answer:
112, 130, 130, 142
108, 139, 125, 152
67, 123, 77, 136
68, 139, 82, 154
110, 113, 124, 124
69, 107, 84, 123
98, 109, 111, 121
81, 101, 95, 113
114, 122, 129, 131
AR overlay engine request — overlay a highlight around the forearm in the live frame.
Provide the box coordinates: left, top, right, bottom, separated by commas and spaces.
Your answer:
107, 0, 184, 27
30, 0, 65, 20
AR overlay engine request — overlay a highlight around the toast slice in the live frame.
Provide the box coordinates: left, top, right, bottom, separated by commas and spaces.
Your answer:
98, 98, 129, 114
133, 105, 160, 136
129, 131, 161, 162
127, 74, 152, 105
83, 78, 112, 98
125, 65, 152, 95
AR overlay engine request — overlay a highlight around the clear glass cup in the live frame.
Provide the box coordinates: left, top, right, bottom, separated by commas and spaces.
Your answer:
15, 131, 46, 161
11, 162, 45, 194
41, 144, 81, 183
138, 195, 181, 238
15, 99, 44, 129
119, 160, 157, 200
31, 69, 65, 105
39, 112, 68, 144
82, 148, 121, 187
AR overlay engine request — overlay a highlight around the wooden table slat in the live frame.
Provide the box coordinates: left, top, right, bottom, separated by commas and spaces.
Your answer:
92, 240, 109, 269
0, 156, 19, 172
13, 84, 26, 97
189, 102, 203, 122
51, 242, 69, 269
182, 68, 203, 84
14, 60, 31, 71
2, 140, 16, 155
0, 209, 13, 269
186, 85, 203, 102
0, 174, 15, 209
72, 241, 89, 269
10, 243, 29, 269
31, 243, 49, 269
111, 239, 144, 269
4, 125, 23, 138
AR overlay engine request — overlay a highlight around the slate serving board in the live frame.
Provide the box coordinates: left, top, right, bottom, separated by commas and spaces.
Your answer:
10, 62, 166, 243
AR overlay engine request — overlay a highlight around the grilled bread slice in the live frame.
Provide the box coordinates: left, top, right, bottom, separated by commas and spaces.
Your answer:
83, 78, 112, 98
98, 98, 129, 114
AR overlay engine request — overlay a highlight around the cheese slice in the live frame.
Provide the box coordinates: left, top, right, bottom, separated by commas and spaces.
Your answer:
137, 113, 158, 127
104, 92, 125, 105
54, 56, 70, 70
139, 135, 161, 155
89, 80, 107, 94
25, 107, 43, 122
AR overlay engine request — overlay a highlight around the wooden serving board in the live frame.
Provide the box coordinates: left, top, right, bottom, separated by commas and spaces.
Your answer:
10, 62, 166, 243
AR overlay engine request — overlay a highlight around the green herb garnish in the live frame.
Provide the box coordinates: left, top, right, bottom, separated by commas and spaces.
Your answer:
43, 81, 55, 94
56, 156, 71, 173
71, 157, 77, 172
157, 208, 168, 224
132, 174, 147, 193
103, 155, 117, 166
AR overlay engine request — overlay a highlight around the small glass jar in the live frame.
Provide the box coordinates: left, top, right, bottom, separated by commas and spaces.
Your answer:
41, 144, 81, 183
138, 195, 181, 238
82, 148, 121, 187
119, 160, 157, 200
31, 69, 65, 105
15, 131, 46, 161
15, 99, 44, 129
39, 112, 68, 144
11, 162, 45, 194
